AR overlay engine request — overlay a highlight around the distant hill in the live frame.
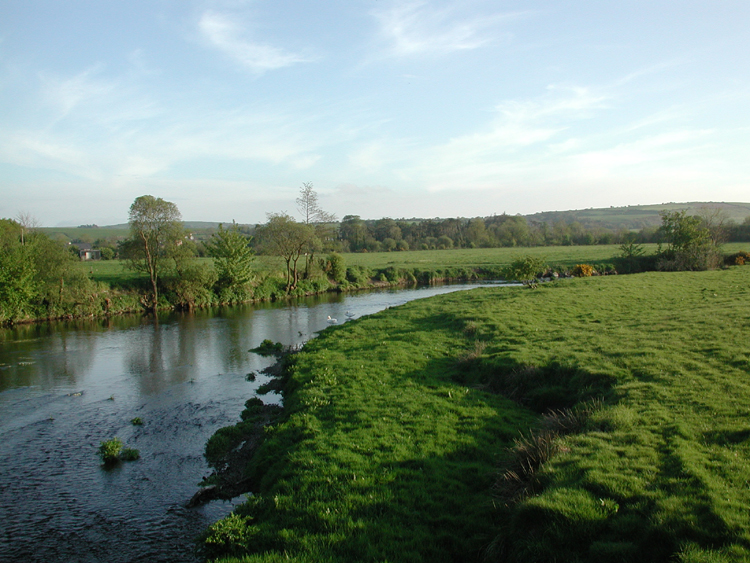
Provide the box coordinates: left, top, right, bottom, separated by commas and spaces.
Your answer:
40, 221, 233, 242
524, 202, 750, 231
39, 202, 750, 242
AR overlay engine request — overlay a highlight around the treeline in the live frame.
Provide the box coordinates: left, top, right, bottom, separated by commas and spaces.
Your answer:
331, 212, 750, 252
3, 187, 749, 325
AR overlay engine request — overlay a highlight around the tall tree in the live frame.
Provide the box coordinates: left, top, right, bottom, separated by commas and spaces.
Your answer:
296, 182, 336, 225
256, 213, 314, 292
123, 195, 184, 311
295, 182, 336, 278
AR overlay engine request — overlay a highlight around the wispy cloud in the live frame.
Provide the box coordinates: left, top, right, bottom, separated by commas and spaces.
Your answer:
398, 85, 609, 189
198, 11, 312, 73
372, 1, 523, 57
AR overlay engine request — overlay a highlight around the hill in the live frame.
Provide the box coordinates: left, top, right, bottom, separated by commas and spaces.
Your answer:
38, 202, 750, 242
525, 201, 750, 231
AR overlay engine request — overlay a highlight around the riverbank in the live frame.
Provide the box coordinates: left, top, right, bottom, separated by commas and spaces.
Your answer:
200, 267, 750, 562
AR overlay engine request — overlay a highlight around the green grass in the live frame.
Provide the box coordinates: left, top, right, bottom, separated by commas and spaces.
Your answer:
81, 244, 750, 288
344, 244, 630, 271
201, 265, 750, 562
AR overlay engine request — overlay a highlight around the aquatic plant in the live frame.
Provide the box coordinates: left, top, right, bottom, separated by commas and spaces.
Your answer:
98, 438, 123, 465
97, 437, 139, 465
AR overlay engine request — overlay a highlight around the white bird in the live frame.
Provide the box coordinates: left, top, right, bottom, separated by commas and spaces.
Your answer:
327, 315, 338, 324
346, 311, 355, 318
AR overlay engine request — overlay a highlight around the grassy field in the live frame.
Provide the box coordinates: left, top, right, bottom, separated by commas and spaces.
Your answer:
82, 243, 749, 287
344, 244, 640, 271
201, 265, 750, 562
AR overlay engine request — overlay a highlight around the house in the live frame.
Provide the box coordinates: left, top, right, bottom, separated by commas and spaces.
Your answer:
71, 243, 101, 261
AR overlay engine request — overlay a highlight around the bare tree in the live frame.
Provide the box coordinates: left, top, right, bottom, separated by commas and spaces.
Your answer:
296, 182, 337, 225
15, 211, 40, 246
295, 182, 337, 278
698, 206, 731, 246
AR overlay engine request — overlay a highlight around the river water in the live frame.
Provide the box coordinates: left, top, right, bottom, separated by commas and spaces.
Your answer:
0, 283, 504, 563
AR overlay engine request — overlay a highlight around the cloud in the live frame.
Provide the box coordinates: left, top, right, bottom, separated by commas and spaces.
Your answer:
398, 85, 609, 189
568, 129, 718, 181
38, 66, 115, 119
198, 11, 311, 73
372, 1, 522, 57
0, 56, 328, 184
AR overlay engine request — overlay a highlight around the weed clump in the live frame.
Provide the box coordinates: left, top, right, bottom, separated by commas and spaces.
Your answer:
541, 397, 604, 434
98, 438, 139, 465
496, 429, 561, 504
251, 339, 284, 357
120, 448, 140, 461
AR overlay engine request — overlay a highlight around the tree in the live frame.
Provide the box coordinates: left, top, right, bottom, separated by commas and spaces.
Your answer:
15, 211, 40, 246
296, 182, 336, 225
256, 213, 314, 292
208, 222, 255, 300
122, 195, 184, 311
0, 218, 95, 322
698, 206, 731, 246
0, 219, 38, 321
296, 182, 337, 278
657, 210, 719, 271
339, 215, 368, 252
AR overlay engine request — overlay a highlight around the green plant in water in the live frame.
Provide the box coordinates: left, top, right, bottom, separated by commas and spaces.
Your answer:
98, 437, 140, 464
98, 438, 123, 464
120, 448, 140, 461
251, 339, 284, 357
131, 417, 143, 425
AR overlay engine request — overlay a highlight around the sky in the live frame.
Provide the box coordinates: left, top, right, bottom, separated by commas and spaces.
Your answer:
0, 1, 748, 227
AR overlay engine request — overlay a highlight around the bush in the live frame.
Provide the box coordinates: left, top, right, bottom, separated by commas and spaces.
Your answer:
326, 252, 346, 283
346, 265, 372, 284
504, 256, 547, 285
572, 264, 595, 277
725, 250, 749, 266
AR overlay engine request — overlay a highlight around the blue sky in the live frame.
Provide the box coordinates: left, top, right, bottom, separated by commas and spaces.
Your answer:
1, 1, 748, 226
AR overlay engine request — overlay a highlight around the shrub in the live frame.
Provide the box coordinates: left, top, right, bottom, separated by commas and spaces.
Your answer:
725, 250, 749, 266
326, 252, 346, 283
572, 264, 595, 277
504, 256, 547, 286
346, 265, 372, 284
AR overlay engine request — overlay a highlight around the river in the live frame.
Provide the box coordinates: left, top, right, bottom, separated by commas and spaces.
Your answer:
0, 282, 506, 562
